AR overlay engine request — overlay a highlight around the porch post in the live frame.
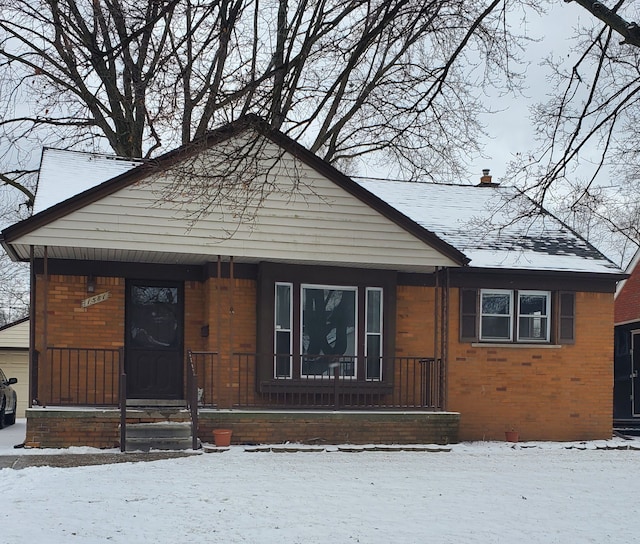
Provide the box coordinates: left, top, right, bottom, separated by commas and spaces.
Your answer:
42, 246, 49, 404
29, 245, 36, 407
228, 256, 235, 408
440, 268, 450, 411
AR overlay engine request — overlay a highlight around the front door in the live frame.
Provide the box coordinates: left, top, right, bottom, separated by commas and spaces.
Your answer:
125, 281, 184, 399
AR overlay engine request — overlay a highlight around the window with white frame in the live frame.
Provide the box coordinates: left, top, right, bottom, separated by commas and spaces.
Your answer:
517, 291, 550, 342
365, 288, 383, 380
270, 281, 385, 380
480, 290, 513, 341
274, 282, 293, 378
474, 289, 552, 343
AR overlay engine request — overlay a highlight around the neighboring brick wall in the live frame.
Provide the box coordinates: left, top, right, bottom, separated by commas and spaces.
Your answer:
447, 290, 614, 442
616, 264, 640, 324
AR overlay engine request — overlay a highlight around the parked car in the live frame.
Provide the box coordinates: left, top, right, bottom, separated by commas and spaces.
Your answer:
0, 368, 17, 428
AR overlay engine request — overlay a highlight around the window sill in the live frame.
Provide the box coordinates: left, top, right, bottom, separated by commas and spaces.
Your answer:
471, 343, 563, 349
260, 379, 393, 395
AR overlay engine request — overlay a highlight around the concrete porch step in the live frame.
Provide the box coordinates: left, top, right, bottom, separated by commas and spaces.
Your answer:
123, 422, 197, 452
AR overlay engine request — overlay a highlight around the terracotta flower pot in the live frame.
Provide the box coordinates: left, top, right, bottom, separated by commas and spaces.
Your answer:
213, 429, 233, 447
505, 430, 519, 443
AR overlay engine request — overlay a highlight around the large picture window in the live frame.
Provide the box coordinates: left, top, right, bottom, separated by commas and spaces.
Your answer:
259, 263, 395, 384
302, 285, 357, 377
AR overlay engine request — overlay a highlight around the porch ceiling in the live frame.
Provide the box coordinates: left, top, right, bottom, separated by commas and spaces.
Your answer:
15, 244, 440, 273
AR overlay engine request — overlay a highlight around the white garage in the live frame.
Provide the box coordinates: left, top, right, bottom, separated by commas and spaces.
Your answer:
0, 317, 29, 418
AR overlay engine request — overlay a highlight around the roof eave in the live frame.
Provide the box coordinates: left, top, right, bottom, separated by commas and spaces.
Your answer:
2, 115, 470, 267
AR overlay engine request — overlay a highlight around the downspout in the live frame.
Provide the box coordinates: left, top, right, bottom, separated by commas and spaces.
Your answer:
29, 246, 36, 407
216, 256, 222, 405
229, 256, 235, 407
42, 246, 48, 402
433, 267, 440, 408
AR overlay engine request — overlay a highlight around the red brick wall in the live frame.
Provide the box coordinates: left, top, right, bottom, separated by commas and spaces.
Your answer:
396, 285, 435, 356
24, 409, 459, 448
35, 274, 125, 352
615, 263, 640, 324
203, 276, 257, 407
447, 290, 614, 441
33, 274, 613, 443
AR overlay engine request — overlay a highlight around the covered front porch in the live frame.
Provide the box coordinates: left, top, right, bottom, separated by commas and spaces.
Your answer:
25, 348, 459, 448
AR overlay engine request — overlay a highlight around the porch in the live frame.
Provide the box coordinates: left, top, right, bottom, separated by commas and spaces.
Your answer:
34, 348, 446, 409
25, 348, 459, 448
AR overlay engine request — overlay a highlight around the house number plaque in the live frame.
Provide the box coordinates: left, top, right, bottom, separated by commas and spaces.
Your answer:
81, 291, 111, 308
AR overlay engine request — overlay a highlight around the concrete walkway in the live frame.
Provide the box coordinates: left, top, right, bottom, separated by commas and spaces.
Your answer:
0, 451, 199, 470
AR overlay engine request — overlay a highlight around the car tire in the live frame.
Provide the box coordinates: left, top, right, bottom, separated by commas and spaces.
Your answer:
4, 395, 16, 426
0, 402, 5, 430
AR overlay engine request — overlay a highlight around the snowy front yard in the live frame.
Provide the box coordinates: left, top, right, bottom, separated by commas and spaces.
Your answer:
1, 421, 639, 543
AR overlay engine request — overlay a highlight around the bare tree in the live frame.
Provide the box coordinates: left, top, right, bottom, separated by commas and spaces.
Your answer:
507, 1, 640, 259
0, 0, 540, 200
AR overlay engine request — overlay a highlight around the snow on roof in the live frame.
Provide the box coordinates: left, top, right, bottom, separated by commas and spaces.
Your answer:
355, 178, 622, 274
34, 148, 143, 214
30, 148, 622, 275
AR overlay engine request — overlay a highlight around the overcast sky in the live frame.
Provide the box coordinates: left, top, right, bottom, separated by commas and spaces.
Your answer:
479, 2, 585, 181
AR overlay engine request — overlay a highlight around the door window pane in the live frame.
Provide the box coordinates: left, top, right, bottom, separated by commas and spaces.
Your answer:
130, 286, 179, 348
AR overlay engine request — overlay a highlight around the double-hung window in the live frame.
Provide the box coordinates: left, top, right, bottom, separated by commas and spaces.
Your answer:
480, 290, 513, 341
517, 291, 550, 342
463, 288, 564, 344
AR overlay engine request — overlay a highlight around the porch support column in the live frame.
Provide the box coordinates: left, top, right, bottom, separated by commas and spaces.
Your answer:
228, 256, 235, 409
28, 245, 36, 407
433, 267, 440, 409
42, 246, 49, 404
440, 268, 450, 411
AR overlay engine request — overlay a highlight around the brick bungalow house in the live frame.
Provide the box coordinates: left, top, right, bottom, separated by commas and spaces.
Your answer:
0, 116, 625, 449
614, 249, 640, 423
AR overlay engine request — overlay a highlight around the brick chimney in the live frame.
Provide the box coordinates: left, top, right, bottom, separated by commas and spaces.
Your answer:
478, 169, 498, 187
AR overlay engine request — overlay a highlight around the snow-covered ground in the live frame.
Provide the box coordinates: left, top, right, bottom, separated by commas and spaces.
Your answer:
1, 420, 639, 543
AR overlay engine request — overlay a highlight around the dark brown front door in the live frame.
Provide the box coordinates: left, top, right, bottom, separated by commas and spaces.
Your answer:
125, 281, 184, 399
